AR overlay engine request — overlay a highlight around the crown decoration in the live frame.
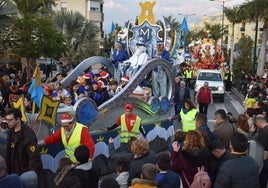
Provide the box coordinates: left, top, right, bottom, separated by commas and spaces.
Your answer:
40, 147, 48, 154
202, 38, 215, 45
154, 122, 162, 127
96, 135, 104, 142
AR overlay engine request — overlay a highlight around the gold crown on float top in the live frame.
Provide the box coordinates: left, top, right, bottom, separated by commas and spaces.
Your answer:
202, 38, 215, 45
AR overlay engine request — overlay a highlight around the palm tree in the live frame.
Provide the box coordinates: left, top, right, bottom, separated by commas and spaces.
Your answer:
0, 0, 17, 33
53, 10, 99, 65
204, 22, 224, 45
185, 29, 206, 44
53, 11, 85, 46
239, 0, 268, 75
71, 20, 99, 63
224, 7, 244, 69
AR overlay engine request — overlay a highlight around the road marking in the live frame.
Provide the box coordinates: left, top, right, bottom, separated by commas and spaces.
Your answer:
227, 93, 234, 101
230, 100, 245, 114
208, 119, 216, 123
215, 103, 227, 112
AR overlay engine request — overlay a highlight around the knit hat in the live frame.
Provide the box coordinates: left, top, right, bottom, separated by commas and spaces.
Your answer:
100, 71, 109, 79
132, 86, 144, 96
74, 145, 89, 164
124, 103, 133, 111
121, 75, 129, 82
83, 73, 92, 79
61, 113, 73, 123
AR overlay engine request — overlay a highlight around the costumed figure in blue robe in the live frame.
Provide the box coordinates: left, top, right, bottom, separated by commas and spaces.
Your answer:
110, 41, 129, 81
152, 40, 170, 97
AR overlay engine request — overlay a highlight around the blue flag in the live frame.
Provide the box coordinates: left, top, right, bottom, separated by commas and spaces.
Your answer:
178, 17, 190, 48
29, 79, 44, 108
110, 21, 115, 34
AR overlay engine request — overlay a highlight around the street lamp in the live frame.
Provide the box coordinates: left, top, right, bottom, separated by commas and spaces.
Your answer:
209, 0, 231, 47
178, 13, 196, 21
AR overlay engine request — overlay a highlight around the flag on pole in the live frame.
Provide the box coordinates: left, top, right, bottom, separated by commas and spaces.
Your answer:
110, 21, 115, 34
37, 95, 60, 126
13, 95, 27, 122
178, 17, 190, 48
28, 66, 44, 108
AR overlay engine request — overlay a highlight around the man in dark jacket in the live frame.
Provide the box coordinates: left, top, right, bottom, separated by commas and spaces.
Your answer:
214, 109, 236, 149
196, 113, 217, 146
208, 140, 233, 183
60, 145, 99, 188
250, 114, 268, 188
174, 80, 191, 114
214, 133, 259, 188
5, 108, 42, 187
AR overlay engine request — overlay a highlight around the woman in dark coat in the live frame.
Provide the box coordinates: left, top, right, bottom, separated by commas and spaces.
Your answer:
127, 138, 156, 186
171, 130, 210, 188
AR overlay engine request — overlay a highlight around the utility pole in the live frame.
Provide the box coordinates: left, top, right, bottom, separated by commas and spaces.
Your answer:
209, 0, 231, 48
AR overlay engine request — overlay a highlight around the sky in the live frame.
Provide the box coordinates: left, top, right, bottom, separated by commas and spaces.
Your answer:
103, 0, 246, 34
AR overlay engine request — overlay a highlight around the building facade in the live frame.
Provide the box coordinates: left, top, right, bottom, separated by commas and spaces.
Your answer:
193, 14, 265, 50
53, 0, 104, 38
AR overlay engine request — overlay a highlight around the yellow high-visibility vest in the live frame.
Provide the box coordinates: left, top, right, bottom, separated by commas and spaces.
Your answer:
180, 109, 198, 132
61, 123, 85, 163
119, 114, 141, 143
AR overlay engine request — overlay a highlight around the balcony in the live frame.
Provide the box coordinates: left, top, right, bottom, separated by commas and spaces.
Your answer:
88, 11, 104, 22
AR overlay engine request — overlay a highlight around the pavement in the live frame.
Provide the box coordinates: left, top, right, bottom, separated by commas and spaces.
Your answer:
231, 87, 245, 102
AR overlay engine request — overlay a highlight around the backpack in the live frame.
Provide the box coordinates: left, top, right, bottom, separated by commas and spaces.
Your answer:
190, 166, 211, 188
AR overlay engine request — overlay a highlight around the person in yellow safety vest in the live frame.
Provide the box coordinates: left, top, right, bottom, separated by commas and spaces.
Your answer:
103, 103, 146, 144
183, 66, 193, 88
38, 113, 95, 163
224, 67, 233, 93
169, 99, 198, 132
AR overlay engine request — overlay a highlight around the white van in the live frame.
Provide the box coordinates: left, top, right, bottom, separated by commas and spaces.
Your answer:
194, 69, 225, 102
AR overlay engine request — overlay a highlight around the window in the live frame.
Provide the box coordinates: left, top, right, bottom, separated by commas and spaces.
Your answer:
88, 1, 100, 11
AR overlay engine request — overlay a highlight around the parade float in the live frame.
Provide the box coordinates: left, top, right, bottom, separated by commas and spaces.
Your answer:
0, 0, 226, 172
0, 1, 176, 172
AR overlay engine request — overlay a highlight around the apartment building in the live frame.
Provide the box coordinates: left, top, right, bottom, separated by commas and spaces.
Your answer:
53, 0, 104, 38
192, 14, 265, 50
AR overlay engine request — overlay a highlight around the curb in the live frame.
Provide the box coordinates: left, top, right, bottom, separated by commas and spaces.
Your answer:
231, 87, 245, 102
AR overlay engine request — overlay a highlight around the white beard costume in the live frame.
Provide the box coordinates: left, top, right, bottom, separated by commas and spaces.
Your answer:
126, 46, 149, 78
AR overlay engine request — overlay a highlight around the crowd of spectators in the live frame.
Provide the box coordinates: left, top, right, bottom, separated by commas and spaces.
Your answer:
0, 56, 268, 188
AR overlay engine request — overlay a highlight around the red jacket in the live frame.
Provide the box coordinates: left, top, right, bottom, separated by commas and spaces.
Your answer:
196, 86, 212, 104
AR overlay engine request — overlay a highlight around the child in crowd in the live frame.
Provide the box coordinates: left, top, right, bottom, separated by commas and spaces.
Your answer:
62, 95, 73, 106
108, 80, 118, 98
156, 152, 181, 188
129, 163, 158, 188
115, 159, 129, 188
